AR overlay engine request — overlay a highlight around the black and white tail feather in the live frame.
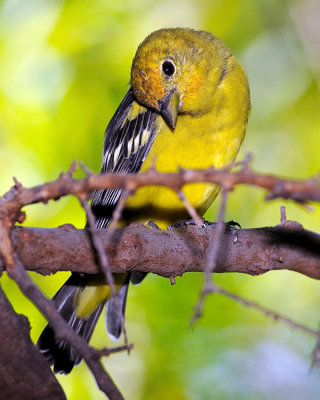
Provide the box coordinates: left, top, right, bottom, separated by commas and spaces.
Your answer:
37, 89, 159, 373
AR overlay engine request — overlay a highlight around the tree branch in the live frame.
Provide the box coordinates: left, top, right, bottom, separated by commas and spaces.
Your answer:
2, 162, 320, 212
3, 222, 320, 280
1, 161, 320, 398
0, 284, 66, 400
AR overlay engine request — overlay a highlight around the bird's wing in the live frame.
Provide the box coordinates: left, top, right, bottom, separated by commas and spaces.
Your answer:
91, 88, 159, 229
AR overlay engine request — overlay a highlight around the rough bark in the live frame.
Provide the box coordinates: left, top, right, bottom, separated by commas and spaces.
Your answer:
2, 222, 319, 279
0, 285, 66, 400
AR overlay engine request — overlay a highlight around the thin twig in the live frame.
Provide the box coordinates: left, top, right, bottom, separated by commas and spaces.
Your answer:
190, 189, 229, 325
205, 189, 229, 275
98, 344, 134, 357
311, 329, 320, 371
67, 160, 78, 176
2, 160, 320, 210
109, 190, 131, 229
78, 194, 132, 382
214, 284, 319, 337
189, 283, 213, 327
177, 191, 203, 226
232, 152, 253, 171
280, 205, 287, 224
79, 196, 116, 295
107, 190, 133, 349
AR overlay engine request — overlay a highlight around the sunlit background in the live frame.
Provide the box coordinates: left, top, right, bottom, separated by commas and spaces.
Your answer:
1, 0, 320, 399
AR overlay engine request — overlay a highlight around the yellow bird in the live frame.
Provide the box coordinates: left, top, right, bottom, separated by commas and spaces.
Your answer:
37, 27, 250, 373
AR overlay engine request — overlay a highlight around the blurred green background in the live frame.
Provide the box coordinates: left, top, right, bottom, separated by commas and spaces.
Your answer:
1, 0, 320, 399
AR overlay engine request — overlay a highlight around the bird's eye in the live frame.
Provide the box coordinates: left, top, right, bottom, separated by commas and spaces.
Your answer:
162, 61, 175, 77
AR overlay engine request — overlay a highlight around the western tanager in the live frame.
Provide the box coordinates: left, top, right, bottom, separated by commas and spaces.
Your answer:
37, 27, 250, 373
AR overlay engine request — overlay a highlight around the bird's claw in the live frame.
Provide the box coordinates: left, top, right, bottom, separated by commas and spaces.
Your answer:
225, 220, 241, 243
168, 218, 211, 230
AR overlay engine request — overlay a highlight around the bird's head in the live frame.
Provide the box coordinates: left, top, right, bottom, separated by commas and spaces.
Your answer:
131, 28, 232, 128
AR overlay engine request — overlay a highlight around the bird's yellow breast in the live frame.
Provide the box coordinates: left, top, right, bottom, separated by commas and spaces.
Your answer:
122, 116, 245, 229
122, 55, 249, 229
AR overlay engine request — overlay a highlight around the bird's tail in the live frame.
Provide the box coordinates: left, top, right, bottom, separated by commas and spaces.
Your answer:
37, 273, 129, 374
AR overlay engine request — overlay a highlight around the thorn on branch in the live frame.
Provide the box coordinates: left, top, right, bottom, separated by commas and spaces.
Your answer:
280, 205, 287, 224
59, 161, 78, 180
80, 162, 93, 176
57, 223, 77, 231
242, 152, 253, 170
67, 160, 78, 176
13, 177, 23, 190
170, 276, 176, 285
233, 152, 253, 171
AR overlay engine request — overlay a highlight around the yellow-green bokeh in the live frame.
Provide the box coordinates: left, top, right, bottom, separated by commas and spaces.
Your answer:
1, 0, 320, 399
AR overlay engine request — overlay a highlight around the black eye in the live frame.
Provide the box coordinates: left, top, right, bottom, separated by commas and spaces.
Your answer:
162, 61, 175, 77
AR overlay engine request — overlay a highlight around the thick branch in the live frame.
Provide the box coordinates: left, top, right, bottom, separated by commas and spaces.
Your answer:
5, 223, 320, 280
1, 162, 319, 398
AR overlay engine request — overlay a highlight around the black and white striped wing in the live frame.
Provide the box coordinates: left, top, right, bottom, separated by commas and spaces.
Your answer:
91, 89, 158, 229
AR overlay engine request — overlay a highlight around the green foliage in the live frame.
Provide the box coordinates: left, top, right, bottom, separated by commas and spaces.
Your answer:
1, 0, 320, 398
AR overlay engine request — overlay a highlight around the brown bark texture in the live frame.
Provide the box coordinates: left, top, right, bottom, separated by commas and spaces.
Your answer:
1, 222, 319, 280
0, 285, 66, 400
1, 164, 320, 399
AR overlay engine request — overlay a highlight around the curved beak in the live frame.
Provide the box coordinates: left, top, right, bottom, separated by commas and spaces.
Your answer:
157, 89, 180, 129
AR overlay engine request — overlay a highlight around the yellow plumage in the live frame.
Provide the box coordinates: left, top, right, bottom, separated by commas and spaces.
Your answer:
37, 27, 250, 373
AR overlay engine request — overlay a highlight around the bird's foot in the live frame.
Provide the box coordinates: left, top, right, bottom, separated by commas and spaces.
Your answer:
225, 220, 241, 243
168, 218, 212, 230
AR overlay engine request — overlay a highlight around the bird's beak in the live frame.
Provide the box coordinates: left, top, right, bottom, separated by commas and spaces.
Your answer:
157, 89, 180, 129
